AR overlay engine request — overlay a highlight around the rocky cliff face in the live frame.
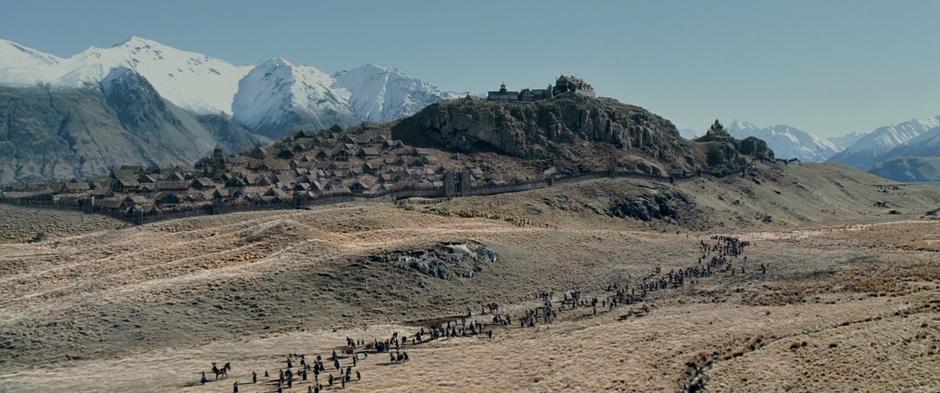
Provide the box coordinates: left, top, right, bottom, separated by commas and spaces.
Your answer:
100, 67, 179, 131
394, 94, 684, 158
392, 94, 772, 176
0, 68, 265, 186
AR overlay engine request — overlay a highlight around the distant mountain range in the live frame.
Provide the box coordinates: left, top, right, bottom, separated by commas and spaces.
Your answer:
3, 36, 938, 185
683, 117, 940, 182
726, 121, 842, 163
827, 117, 939, 170
0, 36, 459, 185
681, 121, 842, 163
0, 36, 458, 137
826, 131, 864, 151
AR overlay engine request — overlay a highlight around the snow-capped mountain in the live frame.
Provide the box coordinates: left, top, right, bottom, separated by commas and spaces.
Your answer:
726, 121, 842, 162
875, 116, 940, 158
233, 60, 459, 138
0, 36, 250, 114
0, 38, 63, 85
332, 63, 460, 123
0, 37, 459, 137
828, 117, 939, 169
233, 58, 357, 138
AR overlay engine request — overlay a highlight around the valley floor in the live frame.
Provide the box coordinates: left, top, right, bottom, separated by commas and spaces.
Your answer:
0, 164, 938, 392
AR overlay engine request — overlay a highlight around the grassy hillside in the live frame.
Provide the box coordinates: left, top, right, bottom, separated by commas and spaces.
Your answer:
420, 163, 940, 231
0, 162, 938, 392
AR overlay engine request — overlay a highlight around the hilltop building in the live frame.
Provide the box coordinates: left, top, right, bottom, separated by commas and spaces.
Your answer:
552, 75, 595, 97
487, 83, 554, 101
487, 75, 595, 101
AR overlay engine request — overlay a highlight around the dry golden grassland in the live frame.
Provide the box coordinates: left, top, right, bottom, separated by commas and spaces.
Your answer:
0, 164, 938, 392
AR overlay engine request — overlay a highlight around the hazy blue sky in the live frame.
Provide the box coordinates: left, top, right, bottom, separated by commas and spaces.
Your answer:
2, 0, 938, 136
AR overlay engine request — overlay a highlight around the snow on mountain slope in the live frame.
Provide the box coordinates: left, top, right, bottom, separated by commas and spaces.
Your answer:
0, 38, 64, 85
828, 118, 938, 169
877, 116, 940, 158
56, 36, 251, 114
0, 36, 250, 114
332, 63, 460, 123
827, 131, 864, 151
727, 121, 842, 162
0, 37, 460, 136
233, 60, 461, 138
232, 58, 357, 138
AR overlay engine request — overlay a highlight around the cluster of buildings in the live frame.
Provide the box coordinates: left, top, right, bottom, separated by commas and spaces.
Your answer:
39, 126, 524, 219
486, 75, 596, 102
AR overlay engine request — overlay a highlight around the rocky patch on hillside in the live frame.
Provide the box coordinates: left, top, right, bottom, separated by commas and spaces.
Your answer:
608, 189, 694, 222
366, 242, 498, 280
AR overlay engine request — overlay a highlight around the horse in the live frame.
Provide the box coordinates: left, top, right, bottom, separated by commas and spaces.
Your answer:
486, 302, 500, 314
212, 362, 229, 380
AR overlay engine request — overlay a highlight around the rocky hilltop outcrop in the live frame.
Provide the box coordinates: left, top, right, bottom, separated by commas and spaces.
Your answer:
393, 92, 773, 176
394, 93, 682, 157
695, 120, 774, 168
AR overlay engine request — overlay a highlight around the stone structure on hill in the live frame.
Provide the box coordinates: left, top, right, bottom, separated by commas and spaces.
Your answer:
487, 83, 554, 102
486, 75, 595, 102
552, 75, 595, 97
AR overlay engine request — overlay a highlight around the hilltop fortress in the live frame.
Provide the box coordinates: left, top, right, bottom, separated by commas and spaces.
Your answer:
486, 75, 596, 101
2, 76, 774, 224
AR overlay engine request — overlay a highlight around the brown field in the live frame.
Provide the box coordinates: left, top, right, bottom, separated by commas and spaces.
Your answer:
0, 163, 938, 392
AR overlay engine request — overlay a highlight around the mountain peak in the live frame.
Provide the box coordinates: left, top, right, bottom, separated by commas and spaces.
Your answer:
728, 120, 760, 130
726, 120, 841, 162
361, 63, 394, 73
0, 38, 63, 63
0, 38, 64, 84
40, 36, 253, 114
336, 63, 412, 79
257, 57, 294, 68
112, 35, 165, 48
828, 116, 939, 169
232, 58, 355, 138
332, 63, 458, 123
